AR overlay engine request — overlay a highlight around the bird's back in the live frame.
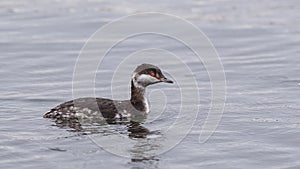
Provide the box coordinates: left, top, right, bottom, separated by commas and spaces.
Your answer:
43, 97, 120, 119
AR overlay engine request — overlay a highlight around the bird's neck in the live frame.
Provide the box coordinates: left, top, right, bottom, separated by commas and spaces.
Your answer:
130, 80, 149, 112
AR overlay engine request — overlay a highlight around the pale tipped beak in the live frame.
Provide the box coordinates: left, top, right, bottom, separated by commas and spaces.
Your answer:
160, 77, 173, 83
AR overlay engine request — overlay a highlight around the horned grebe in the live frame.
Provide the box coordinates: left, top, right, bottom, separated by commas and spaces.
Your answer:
43, 64, 173, 120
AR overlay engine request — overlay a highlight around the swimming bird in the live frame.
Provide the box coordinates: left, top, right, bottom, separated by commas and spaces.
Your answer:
43, 63, 173, 121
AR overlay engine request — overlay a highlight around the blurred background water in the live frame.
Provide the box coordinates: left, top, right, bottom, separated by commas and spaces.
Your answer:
0, 0, 299, 168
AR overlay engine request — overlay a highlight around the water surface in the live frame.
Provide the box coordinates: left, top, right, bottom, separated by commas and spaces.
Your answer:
0, 0, 299, 168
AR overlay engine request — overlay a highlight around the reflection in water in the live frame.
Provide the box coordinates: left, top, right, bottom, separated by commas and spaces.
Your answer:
129, 127, 161, 169
128, 121, 150, 139
129, 156, 159, 169
51, 117, 160, 168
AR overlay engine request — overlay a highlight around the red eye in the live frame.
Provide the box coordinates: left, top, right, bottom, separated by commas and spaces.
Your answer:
150, 72, 156, 77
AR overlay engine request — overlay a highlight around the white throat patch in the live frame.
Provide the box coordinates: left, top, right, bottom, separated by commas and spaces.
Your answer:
144, 96, 150, 113
132, 73, 159, 87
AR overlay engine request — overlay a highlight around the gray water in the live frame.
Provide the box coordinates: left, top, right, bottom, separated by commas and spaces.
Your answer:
1, 0, 300, 168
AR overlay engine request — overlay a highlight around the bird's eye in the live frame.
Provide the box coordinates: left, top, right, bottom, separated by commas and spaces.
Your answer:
150, 72, 156, 77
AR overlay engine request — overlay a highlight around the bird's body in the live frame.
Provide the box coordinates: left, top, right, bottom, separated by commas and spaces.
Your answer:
43, 64, 173, 120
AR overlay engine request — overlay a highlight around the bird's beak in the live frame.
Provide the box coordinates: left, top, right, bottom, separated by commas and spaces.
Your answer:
160, 77, 173, 83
